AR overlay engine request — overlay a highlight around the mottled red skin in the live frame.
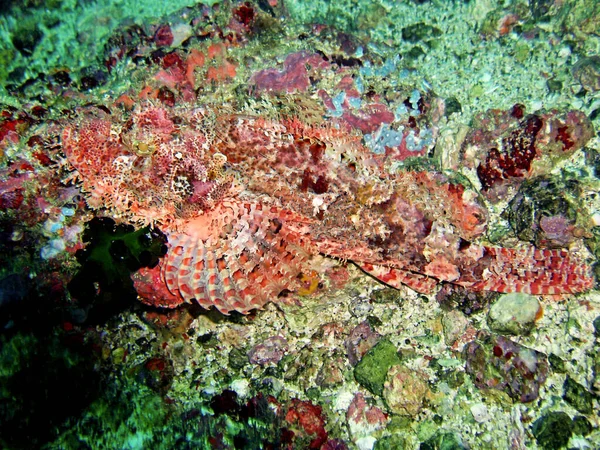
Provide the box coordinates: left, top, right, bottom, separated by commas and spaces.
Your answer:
133, 265, 182, 308
59, 101, 594, 315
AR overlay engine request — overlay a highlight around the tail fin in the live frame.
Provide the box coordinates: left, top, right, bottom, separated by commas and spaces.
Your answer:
359, 247, 594, 296
470, 247, 594, 295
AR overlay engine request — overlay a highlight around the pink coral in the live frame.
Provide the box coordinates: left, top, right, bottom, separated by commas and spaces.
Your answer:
464, 106, 594, 199
285, 399, 328, 449
250, 52, 329, 93
346, 393, 388, 437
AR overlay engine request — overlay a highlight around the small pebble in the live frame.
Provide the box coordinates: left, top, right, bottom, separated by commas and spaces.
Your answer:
350, 299, 374, 318
61, 206, 76, 216
442, 310, 469, 345
383, 365, 430, 417
229, 379, 250, 399
470, 403, 490, 423
488, 293, 541, 335
248, 335, 288, 366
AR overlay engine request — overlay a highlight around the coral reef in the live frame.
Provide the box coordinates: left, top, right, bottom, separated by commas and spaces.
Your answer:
1, 0, 600, 448
462, 107, 594, 199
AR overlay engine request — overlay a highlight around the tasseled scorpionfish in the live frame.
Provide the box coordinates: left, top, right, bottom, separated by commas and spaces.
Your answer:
61, 103, 595, 315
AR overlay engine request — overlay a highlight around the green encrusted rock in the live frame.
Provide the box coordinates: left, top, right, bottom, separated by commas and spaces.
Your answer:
374, 434, 406, 450
228, 347, 248, 370
572, 415, 592, 436
420, 431, 468, 450
401, 23, 442, 43
548, 353, 566, 373
532, 411, 573, 450
383, 365, 430, 417
354, 339, 401, 397
563, 376, 594, 415
505, 177, 582, 248
370, 287, 403, 304
593, 315, 600, 336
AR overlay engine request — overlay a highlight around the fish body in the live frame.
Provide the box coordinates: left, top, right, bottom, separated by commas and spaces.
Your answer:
62, 106, 594, 314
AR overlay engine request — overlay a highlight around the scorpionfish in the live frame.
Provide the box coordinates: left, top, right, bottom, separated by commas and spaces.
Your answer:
60, 103, 595, 315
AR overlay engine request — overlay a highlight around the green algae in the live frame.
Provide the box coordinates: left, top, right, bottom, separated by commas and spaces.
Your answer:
532, 411, 574, 450
67, 217, 167, 322
563, 376, 594, 415
572, 415, 593, 437
374, 434, 407, 450
284, 0, 389, 33
354, 338, 402, 397
420, 430, 469, 450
